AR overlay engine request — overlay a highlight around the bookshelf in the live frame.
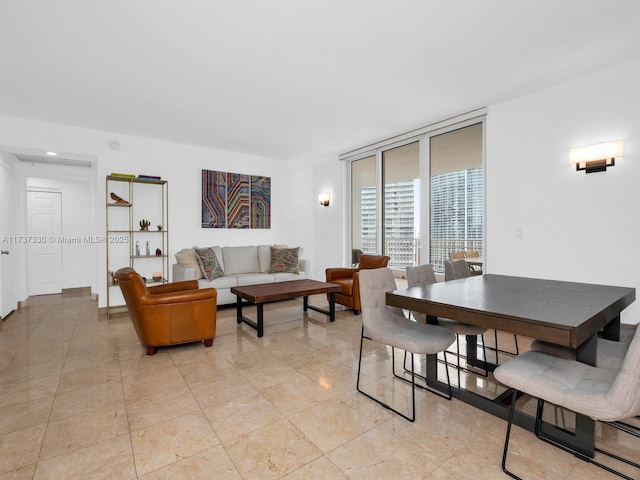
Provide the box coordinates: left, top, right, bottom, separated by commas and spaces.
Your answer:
105, 175, 168, 317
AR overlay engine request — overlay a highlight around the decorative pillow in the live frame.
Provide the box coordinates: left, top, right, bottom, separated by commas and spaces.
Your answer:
269, 246, 299, 274
175, 247, 203, 280
194, 247, 225, 281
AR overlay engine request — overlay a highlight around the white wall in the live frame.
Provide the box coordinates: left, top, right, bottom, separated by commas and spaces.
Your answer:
0, 115, 315, 307
486, 58, 640, 321
311, 158, 345, 279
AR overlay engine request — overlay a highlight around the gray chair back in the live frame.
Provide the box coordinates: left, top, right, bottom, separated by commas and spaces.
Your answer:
358, 268, 406, 337
406, 264, 437, 288
444, 259, 471, 280
406, 264, 437, 323
607, 323, 640, 418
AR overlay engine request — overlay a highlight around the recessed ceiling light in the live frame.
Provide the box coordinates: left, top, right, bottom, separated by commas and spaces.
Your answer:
46, 151, 57, 156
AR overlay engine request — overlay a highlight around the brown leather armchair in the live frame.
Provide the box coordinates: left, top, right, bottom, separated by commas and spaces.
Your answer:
116, 267, 217, 355
325, 254, 390, 314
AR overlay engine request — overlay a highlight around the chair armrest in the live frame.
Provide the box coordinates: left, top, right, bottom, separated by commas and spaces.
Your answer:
326, 267, 358, 282
148, 280, 199, 294
140, 288, 217, 306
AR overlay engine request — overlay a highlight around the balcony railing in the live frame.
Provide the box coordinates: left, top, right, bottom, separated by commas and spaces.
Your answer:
359, 237, 482, 273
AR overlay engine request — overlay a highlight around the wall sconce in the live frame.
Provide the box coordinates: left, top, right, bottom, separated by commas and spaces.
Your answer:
569, 140, 624, 173
318, 192, 331, 207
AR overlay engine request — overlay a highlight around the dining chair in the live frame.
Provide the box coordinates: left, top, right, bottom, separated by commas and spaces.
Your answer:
408, 263, 488, 384
356, 267, 456, 422
493, 324, 640, 480
529, 324, 637, 371
464, 250, 483, 275
448, 251, 466, 260
444, 259, 520, 360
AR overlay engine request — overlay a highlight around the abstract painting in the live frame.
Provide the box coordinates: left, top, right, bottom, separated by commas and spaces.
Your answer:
202, 169, 271, 229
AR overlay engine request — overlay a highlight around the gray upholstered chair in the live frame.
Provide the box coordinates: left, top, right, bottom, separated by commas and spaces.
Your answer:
493, 324, 640, 479
444, 259, 520, 359
444, 258, 471, 279
408, 264, 488, 382
356, 267, 456, 422
529, 324, 637, 371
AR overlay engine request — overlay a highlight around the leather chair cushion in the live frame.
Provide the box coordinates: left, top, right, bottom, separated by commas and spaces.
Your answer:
331, 277, 354, 296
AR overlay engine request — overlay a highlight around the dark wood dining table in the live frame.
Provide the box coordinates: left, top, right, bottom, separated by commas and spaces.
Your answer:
385, 274, 635, 457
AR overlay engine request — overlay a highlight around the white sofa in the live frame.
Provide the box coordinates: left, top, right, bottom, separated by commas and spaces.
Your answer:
172, 245, 308, 305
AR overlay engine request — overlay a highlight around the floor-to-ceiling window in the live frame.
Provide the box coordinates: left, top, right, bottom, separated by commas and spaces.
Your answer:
344, 110, 485, 274
351, 155, 376, 262
382, 142, 420, 268
429, 123, 484, 273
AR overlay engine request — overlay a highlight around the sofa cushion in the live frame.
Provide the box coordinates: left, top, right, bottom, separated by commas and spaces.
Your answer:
258, 245, 272, 273
273, 272, 305, 282
236, 273, 274, 286
222, 246, 260, 275
202, 275, 237, 289
175, 247, 204, 280
194, 247, 225, 281
269, 247, 299, 274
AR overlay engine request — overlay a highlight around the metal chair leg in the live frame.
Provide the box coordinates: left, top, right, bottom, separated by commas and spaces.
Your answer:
356, 328, 417, 422
533, 399, 640, 480
502, 389, 522, 479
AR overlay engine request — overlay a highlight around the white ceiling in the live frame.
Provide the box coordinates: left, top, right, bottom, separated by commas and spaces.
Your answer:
1, 1, 639, 162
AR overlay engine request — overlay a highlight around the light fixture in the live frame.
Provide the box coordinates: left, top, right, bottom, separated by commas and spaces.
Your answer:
46, 151, 57, 156
319, 192, 331, 207
569, 140, 624, 173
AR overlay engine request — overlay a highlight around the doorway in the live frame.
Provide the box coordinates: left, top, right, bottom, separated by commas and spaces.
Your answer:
27, 190, 63, 295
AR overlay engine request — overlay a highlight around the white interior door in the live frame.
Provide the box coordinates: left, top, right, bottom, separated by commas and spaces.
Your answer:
0, 163, 17, 318
28, 190, 62, 295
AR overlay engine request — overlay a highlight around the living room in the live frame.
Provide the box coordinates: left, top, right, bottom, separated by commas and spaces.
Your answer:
1, 2, 640, 478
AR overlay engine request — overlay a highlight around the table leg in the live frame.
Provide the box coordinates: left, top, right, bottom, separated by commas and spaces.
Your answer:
236, 297, 243, 324
602, 314, 621, 341
303, 296, 308, 312
329, 293, 335, 322
257, 303, 264, 338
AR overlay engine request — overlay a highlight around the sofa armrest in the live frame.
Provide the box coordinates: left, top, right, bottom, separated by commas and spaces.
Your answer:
172, 263, 196, 282
298, 258, 310, 278
148, 280, 199, 295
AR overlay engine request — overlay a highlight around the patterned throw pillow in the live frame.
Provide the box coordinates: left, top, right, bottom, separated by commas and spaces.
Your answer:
194, 247, 224, 281
269, 247, 299, 274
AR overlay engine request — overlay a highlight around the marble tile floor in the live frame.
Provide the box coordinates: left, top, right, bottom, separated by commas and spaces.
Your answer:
0, 291, 638, 479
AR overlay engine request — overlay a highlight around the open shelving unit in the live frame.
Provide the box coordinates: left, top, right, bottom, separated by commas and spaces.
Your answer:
105, 175, 168, 318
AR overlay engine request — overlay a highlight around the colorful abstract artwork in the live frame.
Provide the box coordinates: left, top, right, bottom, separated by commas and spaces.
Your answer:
202, 170, 271, 229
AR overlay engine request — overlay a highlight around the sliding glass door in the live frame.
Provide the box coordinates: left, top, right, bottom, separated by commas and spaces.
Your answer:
382, 142, 420, 268
429, 123, 483, 273
347, 112, 484, 274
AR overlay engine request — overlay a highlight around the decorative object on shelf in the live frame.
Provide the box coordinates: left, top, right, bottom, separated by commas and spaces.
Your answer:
157, 225, 163, 231
152, 272, 162, 281
135, 241, 140, 257
110, 172, 135, 178
139, 219, 150, 231
109, 192, 130, 205
145, 241, 150, 256
137, 174, 161, 180
201, 169, 271, 229
108, 270, 117, 285
155, 248, 162, 256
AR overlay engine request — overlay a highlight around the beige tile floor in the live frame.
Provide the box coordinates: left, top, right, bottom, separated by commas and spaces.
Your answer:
0, 291, 638, 479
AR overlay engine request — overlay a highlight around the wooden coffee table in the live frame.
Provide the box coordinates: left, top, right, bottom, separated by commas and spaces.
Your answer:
231, 279, 342, 337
